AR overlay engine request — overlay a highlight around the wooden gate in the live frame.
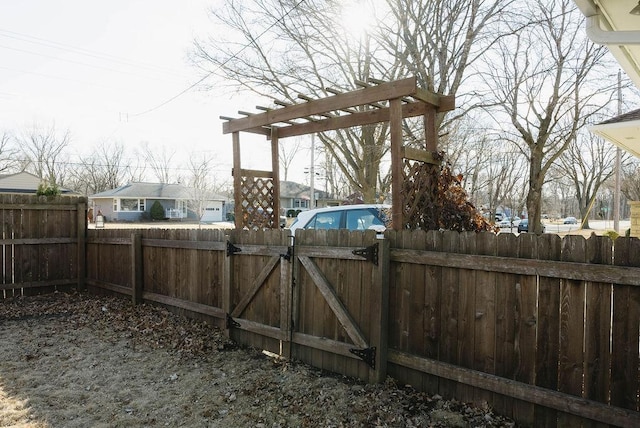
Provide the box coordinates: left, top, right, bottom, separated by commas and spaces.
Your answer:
291, 229, 389, 383
225, 229, 293, 355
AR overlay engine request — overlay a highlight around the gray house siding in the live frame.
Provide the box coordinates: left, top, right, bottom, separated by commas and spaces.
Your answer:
90, 197, 114, 221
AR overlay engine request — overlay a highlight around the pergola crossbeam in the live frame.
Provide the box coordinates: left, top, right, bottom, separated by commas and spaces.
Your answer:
223, 77, 429, 134
277, 100, 431, 138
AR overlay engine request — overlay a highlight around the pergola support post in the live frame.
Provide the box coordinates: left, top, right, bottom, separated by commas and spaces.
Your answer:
424, 108, 437, 152
390, 98, 403, 230
271, 128, 281, 227
232, 132, 242, 229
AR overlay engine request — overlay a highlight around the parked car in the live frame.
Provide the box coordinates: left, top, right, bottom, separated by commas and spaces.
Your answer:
497, 216, 520, 228
563, 216, 578, 224
517, 219, 546, 233
288, 204, 390, 235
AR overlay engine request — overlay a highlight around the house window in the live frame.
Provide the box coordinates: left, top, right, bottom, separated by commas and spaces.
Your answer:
115, 198, 145, 212
294, 199, 309, 209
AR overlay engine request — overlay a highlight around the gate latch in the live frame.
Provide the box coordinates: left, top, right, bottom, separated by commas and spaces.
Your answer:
352, 243, 378, 265
281, 246, 293, 261
349, 346, 376, 369
226, 241, 241, 256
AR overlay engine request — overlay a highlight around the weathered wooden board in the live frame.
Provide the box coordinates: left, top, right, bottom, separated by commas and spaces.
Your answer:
611, 237, 640, 413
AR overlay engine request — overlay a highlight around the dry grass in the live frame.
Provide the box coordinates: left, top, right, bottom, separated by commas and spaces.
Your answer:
0, 292, 515, 427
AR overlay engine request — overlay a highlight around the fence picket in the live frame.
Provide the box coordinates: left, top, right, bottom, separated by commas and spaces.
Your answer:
513, 232, 537, 425
558, 235, 588, 426
584, 234, 613, 428
534, 233, 562, 427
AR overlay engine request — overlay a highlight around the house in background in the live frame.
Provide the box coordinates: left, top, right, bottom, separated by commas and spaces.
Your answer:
0, 171, 75, 194
280, 180, 332, 215
89, 182, 229, 222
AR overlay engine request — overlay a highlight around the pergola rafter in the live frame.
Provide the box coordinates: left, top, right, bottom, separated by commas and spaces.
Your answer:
221, 76, 455, 230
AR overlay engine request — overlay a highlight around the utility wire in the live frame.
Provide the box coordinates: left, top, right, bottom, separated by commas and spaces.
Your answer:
0, 43, 183, 83
130, 0, 307, 117
0, 28, 183, 77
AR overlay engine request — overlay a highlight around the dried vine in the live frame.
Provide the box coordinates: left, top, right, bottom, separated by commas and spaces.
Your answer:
401, 152, 495, 232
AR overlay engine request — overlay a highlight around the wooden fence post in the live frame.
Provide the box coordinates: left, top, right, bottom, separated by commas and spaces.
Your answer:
77, 198, 87, 292
280, 234, 294, 359
223, 233, 232, 338
370, 236, 390, 383
131, 233, 143, 304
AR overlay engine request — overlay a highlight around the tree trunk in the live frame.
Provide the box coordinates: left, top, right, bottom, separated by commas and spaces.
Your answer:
527, 152, 544, 234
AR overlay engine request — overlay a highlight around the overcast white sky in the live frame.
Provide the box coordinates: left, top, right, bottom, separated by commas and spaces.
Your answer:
0, 0, 296, 182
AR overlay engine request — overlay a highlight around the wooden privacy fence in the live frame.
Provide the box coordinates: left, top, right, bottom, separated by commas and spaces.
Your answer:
0, 194, 86, 299
84, 228, 640, 427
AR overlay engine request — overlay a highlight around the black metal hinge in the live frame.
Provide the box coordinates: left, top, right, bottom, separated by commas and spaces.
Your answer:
226, 241, 241, 256
349, 346, 376, 369
352, 243, 379, 265
226, 313, 240, 329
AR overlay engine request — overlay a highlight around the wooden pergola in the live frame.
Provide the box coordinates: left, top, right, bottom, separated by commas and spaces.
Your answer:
221, 76, 455, 230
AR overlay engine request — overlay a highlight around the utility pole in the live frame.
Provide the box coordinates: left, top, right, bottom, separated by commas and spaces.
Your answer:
614, 70, 622, 233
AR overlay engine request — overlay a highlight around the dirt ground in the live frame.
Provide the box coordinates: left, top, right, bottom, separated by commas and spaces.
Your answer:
0, 292, 516, 427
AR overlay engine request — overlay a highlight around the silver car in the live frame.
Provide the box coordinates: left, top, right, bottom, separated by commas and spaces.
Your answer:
288, 204, 390, 235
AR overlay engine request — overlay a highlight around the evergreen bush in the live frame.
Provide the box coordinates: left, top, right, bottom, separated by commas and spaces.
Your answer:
150, 201, 165, 220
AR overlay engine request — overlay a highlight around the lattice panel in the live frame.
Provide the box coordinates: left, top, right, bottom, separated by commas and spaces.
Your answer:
239, 176, 277, 229
401, 159, 441, 230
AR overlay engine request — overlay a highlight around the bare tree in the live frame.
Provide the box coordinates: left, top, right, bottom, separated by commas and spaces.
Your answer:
0, 131, 19, 173
139, 142, 175, 184
19, 123, 71, 186
279, 137, 305, 182
621, 158, 640, 201
192, 0, 515, 202
485, 148, 528, 218
442, 116, 497, 206
545, 168, 576, 219
480, 0, 614, 233
556, 131, 623, 228
185, 153, 217, 218
67, 141, 128, 195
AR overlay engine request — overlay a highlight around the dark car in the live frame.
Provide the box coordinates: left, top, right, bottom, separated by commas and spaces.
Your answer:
517, 219, 546, 233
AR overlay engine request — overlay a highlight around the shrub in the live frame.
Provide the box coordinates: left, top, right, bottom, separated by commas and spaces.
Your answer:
150, 201, 165, 220
36, 183, 60, 196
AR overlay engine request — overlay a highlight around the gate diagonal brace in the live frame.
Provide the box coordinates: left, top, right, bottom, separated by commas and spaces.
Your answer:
349, 346, 376, 369
226, 241, 241, 256
352, 243, 379, 265
226, 313, 241, 329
